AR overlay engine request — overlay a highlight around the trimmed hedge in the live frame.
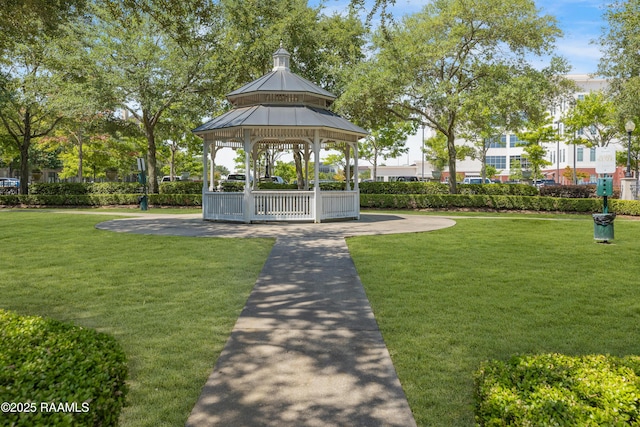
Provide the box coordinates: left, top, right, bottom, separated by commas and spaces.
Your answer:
540, 184, 599, 199
29, 181, 203, 195
0, 309, 128, 427
158, 181, 202, 194
475, 353, 640, 426
4, 181, 640, 215
0, 193, 202, 207
359, 194, 603, 213
358, 182, 539, 196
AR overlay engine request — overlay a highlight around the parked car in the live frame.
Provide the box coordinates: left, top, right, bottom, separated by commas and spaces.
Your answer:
161, 176, 181, 182
0, 177, 20, 194
396, 176, 419, 182
462, 177, 491, 184
533, 179, 557, 188
226, 174, 252, 182
259, 176, 287, 184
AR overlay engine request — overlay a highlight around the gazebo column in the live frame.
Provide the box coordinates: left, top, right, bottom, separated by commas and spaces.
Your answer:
354, 142, 359, 191
345, 144, 351, 191
202, 140, 209, 194
208, 143, 219, 191
243, 130, 252, 223
313, 131, 321, 223
354, 142, 360, 219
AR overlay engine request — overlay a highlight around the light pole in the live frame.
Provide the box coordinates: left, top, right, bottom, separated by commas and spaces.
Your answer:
625, 120, 635, 178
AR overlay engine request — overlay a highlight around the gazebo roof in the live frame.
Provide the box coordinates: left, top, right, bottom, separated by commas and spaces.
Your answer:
193, 104, 366, 137
226, 47, 335, 107
193, 46, 367, 143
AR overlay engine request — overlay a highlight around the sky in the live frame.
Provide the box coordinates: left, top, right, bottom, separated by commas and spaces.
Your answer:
216, 0, 610, 173
318, 0, 608, 75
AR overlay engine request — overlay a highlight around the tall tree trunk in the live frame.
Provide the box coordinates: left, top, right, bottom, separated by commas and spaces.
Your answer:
143, 114, 158, 193
447, 133, 457, 194
19, 136, 30, 195
19, 111, 31, 195
77, 131, 83, 182
170, 145, 176, 180
372, 147, 378, 181
147, 132, 158, 193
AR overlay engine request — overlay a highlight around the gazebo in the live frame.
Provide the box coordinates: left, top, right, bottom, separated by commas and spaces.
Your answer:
193, 47, 368, 223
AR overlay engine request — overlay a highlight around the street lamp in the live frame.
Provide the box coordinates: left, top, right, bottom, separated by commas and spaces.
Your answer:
625, 120, 635, 178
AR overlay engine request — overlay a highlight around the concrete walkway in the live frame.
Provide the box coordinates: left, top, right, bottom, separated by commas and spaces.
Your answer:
96, 213, 455, 426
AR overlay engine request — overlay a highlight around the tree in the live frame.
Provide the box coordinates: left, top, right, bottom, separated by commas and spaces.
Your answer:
358, 121, 414, 181
218, 0, 366, 96
423, 133, 474, 178
86, 0, 224, 193
517, 118, 555, 180
337, 0, 563, 194
0, 0, 87, 52
459, 61, 574, 182
563, 92, 621, 148
598, 0, 640, 122
0, 34, 68, 194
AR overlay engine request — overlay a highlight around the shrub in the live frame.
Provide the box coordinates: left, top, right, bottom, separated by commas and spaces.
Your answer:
219, 181, 245, 192
359, 194, 603, 213
158, 181, 202, 194
458, 183, 539, 196
610, 199, 640, 216
29, 183, 90, 195
475, 353, 640, 426
358, 181, 538, 196
541, 184, 597, 198
359, 181, 449, 195
0, 309, 128, 427
257, 182, 297, 190
90, 183, 142, 194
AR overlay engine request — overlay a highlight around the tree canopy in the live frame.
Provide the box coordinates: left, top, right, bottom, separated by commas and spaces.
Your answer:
598, 0, 640, 123
337, 0, 566, 193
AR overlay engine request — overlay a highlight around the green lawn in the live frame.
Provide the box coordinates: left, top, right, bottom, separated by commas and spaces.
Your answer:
0, 211, 273, 426
3, 210, 640, 426
347, 215, 640, 426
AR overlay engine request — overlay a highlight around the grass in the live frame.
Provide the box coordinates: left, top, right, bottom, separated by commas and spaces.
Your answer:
4, 209, 640, 426
0, 211, 273, 426
347, 215, 640, 426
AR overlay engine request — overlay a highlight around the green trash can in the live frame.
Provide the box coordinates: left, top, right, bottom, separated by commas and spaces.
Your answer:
593, 213, 615, 242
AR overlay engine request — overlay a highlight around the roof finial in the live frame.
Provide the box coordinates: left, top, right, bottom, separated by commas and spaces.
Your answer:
272, 44, 290, 72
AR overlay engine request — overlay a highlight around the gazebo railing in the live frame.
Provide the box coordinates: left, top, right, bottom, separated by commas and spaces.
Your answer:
203, 192, 244, 221
321, 191, 359, 220
253, 191, 314, 221
203, 189, 359, 222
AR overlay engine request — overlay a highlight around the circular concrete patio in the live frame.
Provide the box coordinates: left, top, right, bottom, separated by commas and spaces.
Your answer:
94, 212, 456, 238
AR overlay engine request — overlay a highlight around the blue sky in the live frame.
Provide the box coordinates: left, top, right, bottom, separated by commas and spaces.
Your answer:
316, 0, 608, 75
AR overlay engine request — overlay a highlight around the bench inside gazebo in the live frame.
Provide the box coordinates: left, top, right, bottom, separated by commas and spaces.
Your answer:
193, 46, 368, 223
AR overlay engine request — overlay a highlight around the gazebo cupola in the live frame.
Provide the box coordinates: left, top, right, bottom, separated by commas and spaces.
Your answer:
193, 46, 368, 223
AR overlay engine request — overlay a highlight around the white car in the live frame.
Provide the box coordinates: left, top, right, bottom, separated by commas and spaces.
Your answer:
259, 176, 286, 184
462, 177, 491, 184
